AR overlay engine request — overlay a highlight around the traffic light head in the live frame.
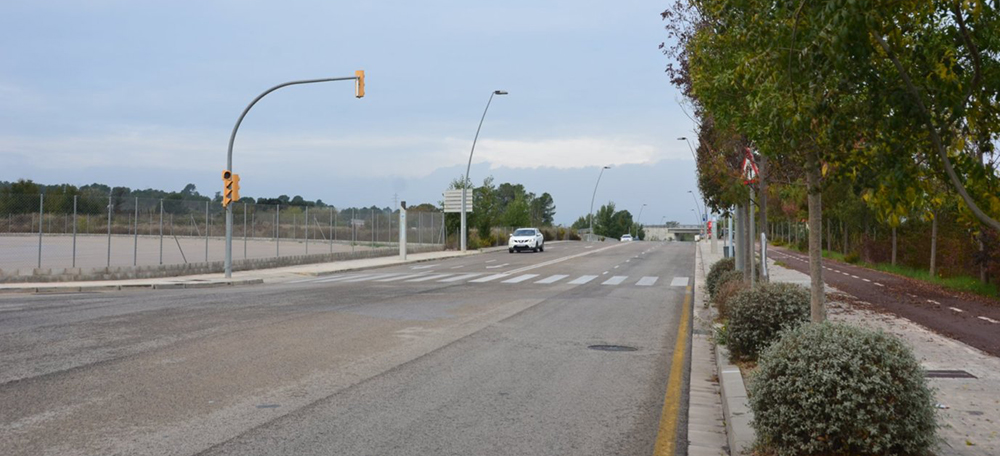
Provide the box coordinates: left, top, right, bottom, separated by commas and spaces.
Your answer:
355, 70, 365, 98
222, 170, 240, 207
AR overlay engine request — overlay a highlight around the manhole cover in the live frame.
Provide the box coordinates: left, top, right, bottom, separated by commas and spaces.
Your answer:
588, 345, 638, 352
925, 370, 977, 379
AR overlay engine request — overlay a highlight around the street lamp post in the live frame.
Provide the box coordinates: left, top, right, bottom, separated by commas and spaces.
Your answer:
679, 137, 709, 238
687, 190, 706, 238
588, 165, 611, 241
634, 203, 646, 237
461, 90, 507, 252
224, 74, 363, 278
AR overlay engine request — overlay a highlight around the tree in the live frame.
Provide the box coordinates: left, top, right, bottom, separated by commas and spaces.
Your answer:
529, 192, 556, 226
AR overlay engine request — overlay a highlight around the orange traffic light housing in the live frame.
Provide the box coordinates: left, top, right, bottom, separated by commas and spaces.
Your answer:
355, 70, 365, 98
222, 170, 240, 207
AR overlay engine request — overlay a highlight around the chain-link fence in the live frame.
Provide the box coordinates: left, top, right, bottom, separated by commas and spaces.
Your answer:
0, 193, 445, 276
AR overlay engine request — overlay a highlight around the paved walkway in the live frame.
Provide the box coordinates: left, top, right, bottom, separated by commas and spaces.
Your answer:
700, 242, 1000, 455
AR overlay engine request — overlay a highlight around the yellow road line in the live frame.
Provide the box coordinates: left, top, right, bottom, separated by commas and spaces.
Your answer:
652, 285, 692, 456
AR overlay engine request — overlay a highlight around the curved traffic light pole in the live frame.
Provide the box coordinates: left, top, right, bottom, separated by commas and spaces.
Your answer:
224, 74, 363, 278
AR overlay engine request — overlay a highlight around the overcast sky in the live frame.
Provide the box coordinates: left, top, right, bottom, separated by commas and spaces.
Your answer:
0, 0, 703, 226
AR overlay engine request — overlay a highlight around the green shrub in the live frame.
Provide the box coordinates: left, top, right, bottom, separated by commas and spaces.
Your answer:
567, 229, 581, 241
706, 257, 736, 297
727, 283, 810, 362
844, 251, 861, 264
712, 277, 748, 318
749, 322, 936, 456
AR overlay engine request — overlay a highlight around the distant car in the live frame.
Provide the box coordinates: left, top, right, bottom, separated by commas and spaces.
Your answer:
509, 228, 544, 253
620, 234, 633, 242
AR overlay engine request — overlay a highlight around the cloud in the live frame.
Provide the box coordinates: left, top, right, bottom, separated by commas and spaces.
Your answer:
467, 137, 677, 170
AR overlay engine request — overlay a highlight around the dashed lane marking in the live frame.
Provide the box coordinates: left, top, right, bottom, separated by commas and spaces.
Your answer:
978, 316, 999, 324
486, 263, 510, 269
928, 299, 941, 305
949, 307, 964, 313
874, 282, 885, 287
862, 278, 871, 283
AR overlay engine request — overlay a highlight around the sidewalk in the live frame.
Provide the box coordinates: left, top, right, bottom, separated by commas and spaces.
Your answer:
0, 249, 489, 294
698, 241, 1000, 455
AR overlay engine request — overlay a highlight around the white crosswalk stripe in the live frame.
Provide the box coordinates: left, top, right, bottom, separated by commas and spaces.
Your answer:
317, 274, 373, 283
343, 273, 403, 282
535, 274, 569, 284
602, 276, 627, 285
469, 273, 509, 283
406, 273, 454, 282
568, 275, 598, 285
670, 277, 689, 287
376, 273, 428, 282
636, 276, 659, 286
502, 274, 540, 284
438, 273, 484, 282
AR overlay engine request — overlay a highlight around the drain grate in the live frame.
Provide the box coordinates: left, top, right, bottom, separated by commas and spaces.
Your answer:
925, 370, 977, 379
588, 345, 638, 352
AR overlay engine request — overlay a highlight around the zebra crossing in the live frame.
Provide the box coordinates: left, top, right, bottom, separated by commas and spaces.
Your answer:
290, 271, 690, 288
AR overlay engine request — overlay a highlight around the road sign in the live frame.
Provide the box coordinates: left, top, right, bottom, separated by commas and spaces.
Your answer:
741, 147, 759, 185
443, 189, 474, 213
350, 219, 365, 227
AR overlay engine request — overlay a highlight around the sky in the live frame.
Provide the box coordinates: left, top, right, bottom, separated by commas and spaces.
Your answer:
0, 0, 703, 226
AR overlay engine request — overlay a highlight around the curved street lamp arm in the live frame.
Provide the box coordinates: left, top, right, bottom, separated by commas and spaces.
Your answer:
226, 76, 358, 170
463, 91, 496, 187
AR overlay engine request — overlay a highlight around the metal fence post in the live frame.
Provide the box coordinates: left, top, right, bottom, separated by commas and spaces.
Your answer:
305, 207, 309, 255
38, 193, 44, 268
276, 204, 280, 257
329, 209, 334, 254
371, 210, 375, 249
204, 201, 209, 262
133, 197, 139, 266
243, 202, 248, 260
107, 195, 112, 268
352, 209, 356, 254
72, 195, 77, 268
159, 200, 164, 265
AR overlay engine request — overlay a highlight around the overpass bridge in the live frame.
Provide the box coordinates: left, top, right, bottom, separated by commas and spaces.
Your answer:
643, 224, 703, 241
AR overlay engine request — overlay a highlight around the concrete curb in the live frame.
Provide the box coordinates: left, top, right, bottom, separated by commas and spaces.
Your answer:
715, 345, 755, 455
0, 279, 264, 294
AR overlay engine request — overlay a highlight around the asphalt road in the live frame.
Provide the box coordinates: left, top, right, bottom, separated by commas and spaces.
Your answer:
0, 240, 695, 456
770, 246, 1000, 357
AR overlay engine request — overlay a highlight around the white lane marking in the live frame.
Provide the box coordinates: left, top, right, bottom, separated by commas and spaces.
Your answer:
406, 273, 454, 282
927, 300, 941, 305
602, 276, 628, 285
614, 265, 620, 269
851, 275, 860, 279
637, 276, 659, 286
841, 272, 850, 276
670, 277, 690, 287
602, 271, 609, 275
470, 273, 509, 283
502, 243, 624, 276
316, 274, 373, 283
949, 307, 965, 313
834, 270, 841, 273
978, 316, 999, 324
450, 265, 466, 269
344, 273, 405, 282
486, 263, 509, 269
908, 294, 918, 298
862, 278, 871, 283
568, 275, 598, 285
485, 259, 497, 263
585, 246, 594, 249
410, 265, 434, 270
438, 273, 483, 283
626, 259, 631, 263
376, 273, 428, 282
502, 274, 540, 284
874, 282, 884, 287
536, 274, 569, 284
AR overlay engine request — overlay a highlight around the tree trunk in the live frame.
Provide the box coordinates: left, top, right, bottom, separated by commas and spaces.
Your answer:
892, 225, 897, 266
842, 221, 848, 256
735, 205, 744, 272
743, 204, 753, 281
930, 212, 938, 277
806, 160, 826, 322
750, 190, 757, 287
980, 235, 988, 284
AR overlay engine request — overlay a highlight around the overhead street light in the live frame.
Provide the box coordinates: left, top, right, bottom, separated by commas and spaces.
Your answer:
634, 203, 647, 237
588, 165, 611, 241
688, 190, 706, 238
223, 72, 365, 278
461, 90, 507, 252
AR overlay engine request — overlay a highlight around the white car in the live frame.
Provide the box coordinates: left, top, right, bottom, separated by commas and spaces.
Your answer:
509, 228, 545, 253
620, 234, 633, 242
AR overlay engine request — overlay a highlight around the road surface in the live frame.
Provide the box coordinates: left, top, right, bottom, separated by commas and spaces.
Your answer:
0, 241, 695, 456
